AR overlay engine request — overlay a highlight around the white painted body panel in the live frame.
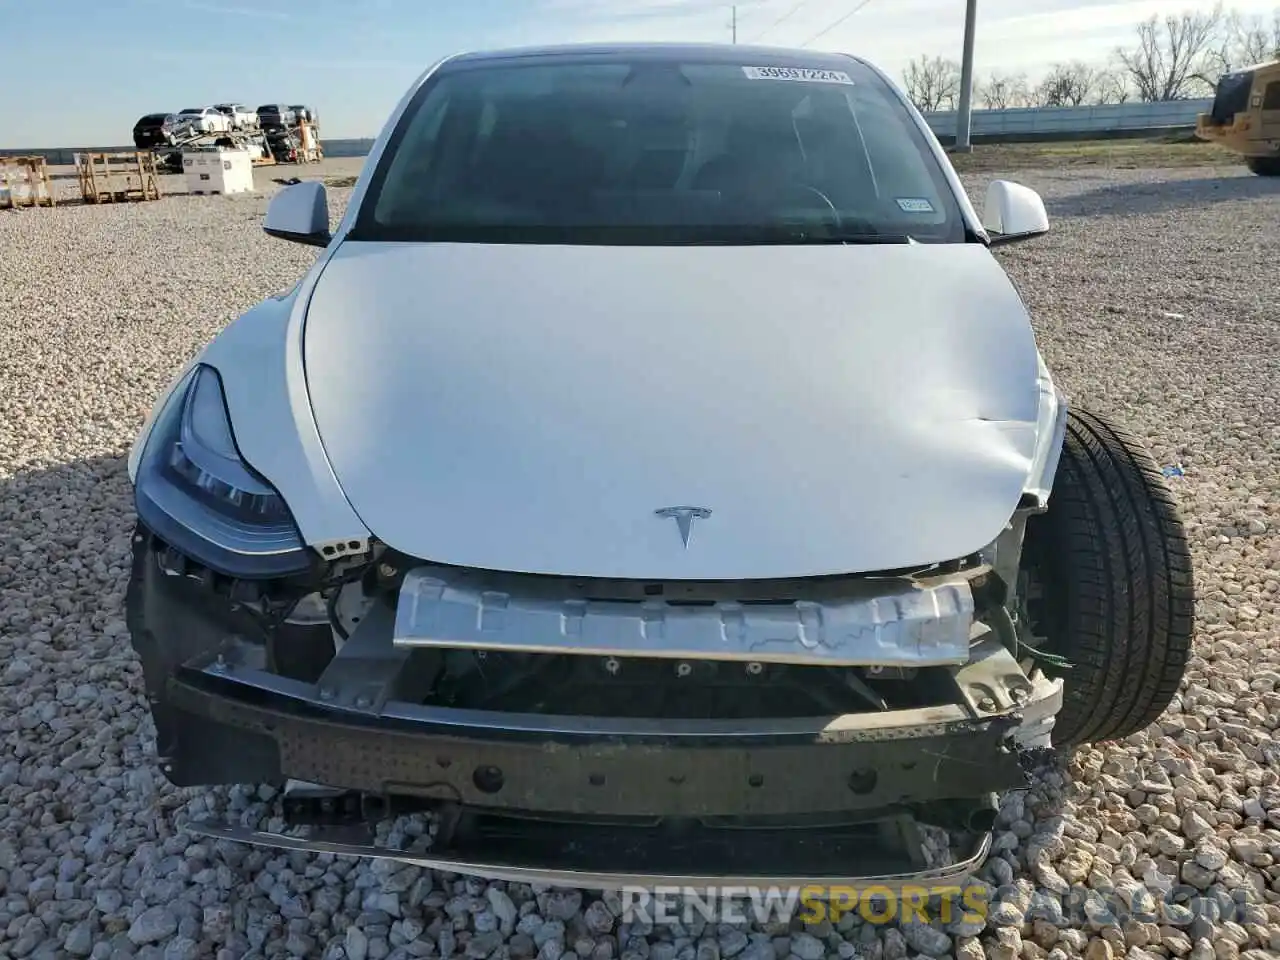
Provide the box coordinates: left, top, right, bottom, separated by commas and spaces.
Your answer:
127, 282, 374, 555
200, 291, 373, 554
128, 46, 1066, 582
302, 240, 1047, 579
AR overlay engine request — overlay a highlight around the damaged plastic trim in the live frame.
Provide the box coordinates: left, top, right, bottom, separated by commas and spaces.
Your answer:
1021, 355, 1069, 509
183, 821, 994, 892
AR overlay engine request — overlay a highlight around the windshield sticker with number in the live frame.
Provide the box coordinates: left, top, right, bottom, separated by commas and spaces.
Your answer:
895, 198, 936, 213
741, 66, 855, 84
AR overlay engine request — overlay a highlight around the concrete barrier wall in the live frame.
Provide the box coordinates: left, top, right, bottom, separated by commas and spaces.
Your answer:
2, 101, 1213, 164
924, 99, 1213, 142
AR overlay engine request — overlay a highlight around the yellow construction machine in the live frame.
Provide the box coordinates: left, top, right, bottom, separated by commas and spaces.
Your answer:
1196, 59, 1280, 175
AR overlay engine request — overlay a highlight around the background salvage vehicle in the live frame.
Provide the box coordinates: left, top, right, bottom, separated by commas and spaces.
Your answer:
256, 103, 297, 131
213, 102, 259, 131
132, 112, 179, 149
126, 42, 1195, 887
1195, 57, 1280, 177
172, 106, 233, 135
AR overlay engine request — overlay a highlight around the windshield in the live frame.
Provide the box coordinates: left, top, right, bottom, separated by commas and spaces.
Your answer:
180, 108, 200, 114
354, 55, 967, 245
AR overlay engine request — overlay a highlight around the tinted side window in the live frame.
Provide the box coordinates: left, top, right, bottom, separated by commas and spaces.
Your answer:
1263, 82, 1280, 110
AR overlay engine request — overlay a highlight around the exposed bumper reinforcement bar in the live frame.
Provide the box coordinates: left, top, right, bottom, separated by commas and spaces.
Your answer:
185, 821, 993, 892
392, 565, 982, 666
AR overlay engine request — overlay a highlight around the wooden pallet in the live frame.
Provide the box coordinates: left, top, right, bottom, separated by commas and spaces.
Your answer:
75, 151, 163, 203
0, 156, 56, 208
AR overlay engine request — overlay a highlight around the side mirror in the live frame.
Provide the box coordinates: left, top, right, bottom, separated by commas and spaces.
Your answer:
982, 180, 1049, 246
264, 181, 331, 247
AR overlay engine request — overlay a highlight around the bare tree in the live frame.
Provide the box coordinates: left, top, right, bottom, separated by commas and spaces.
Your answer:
1094, 66, 1133, 104
979, 71, 1031, 109
1226, 9, 1280, 65
1116, 5, 1224, 101
1034, 61, 1098, 106
1202, 8, 1277, 75
902, 55, 961, 112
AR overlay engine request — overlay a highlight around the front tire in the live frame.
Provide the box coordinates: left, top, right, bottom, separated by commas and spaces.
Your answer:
1246, 156, 1280, 176
1022, 408, 1195, 747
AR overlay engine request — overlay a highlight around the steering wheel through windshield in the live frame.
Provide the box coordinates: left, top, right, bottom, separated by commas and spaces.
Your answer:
782, 182, 842, 229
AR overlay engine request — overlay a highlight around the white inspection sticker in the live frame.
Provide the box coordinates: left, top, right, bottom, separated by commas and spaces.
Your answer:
896, 197, 936, 213
742, 65, 854, 84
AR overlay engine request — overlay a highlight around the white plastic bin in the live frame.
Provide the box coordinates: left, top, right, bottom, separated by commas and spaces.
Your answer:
182, 148, 255, 195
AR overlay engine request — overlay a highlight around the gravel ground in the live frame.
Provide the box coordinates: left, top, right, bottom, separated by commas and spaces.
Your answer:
1, 163, 1279, 960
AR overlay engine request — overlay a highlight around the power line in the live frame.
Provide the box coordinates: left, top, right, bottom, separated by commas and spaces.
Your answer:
747, 0, 817, 43
798, 0, 876, 47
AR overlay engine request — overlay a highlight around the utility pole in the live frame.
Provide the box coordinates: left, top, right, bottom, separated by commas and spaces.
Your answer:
954, 0, 978, 152
732, 5, 737, 43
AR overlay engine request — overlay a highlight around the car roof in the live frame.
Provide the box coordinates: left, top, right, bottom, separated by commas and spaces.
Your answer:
444, 41, 865, 70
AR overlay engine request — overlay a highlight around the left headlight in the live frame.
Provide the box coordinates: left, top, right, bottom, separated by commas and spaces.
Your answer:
134, 363, 314, 579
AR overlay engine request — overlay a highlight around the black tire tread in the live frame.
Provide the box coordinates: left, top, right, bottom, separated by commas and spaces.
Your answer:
1026, 407, 1195, 747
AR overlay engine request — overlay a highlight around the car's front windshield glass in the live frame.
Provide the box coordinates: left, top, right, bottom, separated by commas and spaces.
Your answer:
356, 55, 967, 245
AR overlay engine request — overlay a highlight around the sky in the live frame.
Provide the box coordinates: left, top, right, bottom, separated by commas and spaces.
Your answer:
0, 0, 1273, 146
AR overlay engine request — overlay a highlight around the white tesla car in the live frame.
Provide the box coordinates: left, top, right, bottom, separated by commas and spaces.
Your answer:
126, 42, 1194, 888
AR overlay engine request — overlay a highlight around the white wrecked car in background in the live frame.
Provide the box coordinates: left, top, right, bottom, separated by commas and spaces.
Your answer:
126, 42, 1195, 888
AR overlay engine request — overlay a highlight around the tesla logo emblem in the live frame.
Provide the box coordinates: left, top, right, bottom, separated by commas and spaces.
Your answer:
655, 506, 712, 548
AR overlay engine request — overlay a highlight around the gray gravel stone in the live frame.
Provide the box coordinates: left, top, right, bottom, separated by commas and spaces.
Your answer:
585, 902, 616, 936
128, 906, 178, 945
721, 931, 751, 958
788, 933, 824, 960
63, 921, 94, 956
349, 924, 371, 960
898, 921, 950, 957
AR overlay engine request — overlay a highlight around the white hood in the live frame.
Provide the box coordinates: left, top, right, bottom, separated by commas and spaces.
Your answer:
301, 241, 1046, 580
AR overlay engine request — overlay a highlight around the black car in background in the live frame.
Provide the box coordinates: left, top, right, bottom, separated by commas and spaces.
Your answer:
132, 113, 176, 149
256, 104, 296, 130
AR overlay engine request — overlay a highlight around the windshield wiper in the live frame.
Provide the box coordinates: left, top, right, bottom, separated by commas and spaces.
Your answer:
700, 225, 913, 245
791, 229, 912, 245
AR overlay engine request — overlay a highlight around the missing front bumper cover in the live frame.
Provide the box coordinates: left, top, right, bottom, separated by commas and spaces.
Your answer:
127, 526, 1059, 885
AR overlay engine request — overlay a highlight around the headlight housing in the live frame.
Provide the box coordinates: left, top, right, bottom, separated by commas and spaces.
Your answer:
134, 363, 313, 578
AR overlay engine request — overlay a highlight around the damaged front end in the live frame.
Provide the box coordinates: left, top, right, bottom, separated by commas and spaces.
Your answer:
126, 500, 1062, 889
